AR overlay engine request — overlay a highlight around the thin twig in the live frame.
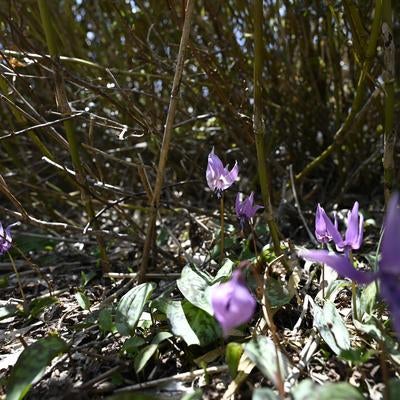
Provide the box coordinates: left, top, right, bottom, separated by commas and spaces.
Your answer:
289, 165, 318, 246
139, 0, 195, 282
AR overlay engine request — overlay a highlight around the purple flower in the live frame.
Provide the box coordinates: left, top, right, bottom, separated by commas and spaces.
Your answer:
235, 192, 264, 227
315, 204, 335, 243
376, 193, 400, 336
206, 149, 239, 197
319, 202, 363, 251
298, 248, 375, 285
0, 222, 12, 255
211, 269, 256, 336
299, 193, 400, 338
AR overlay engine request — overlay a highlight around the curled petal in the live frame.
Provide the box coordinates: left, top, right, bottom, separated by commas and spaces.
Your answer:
206, 149, 238, 193
315, 204, 331, 243
235, 192, 263, 225
344, 202, 363, 250
228, 161, 239, 184
322, 210, 344, 249
298, 249, 376, 284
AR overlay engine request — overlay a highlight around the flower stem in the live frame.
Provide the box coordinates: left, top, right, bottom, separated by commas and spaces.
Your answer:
349, 251, 358, 320
220, 194, 225, 263
351, 281, 358, 320
8, 252, 25, 304
379, 340, 390, 400
261, 268, 285, 399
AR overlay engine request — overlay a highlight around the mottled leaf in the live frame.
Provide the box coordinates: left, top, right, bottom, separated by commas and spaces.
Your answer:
6, 336, 68, 400
313, 300, 350, 355
116, 283, 155, 335
244, 337, 289, 387
177, 264, 213, 314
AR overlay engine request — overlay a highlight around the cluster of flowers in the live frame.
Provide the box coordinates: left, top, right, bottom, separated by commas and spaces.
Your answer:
299, 194, 400, 337
206, 149, 262, 335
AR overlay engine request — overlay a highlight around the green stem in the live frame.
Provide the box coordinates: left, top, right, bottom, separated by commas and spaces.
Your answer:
253, 0, 282, 258
349, 251, 358, 320
220, 194, 225, 263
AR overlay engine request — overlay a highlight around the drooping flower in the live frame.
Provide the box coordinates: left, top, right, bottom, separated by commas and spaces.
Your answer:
211, 269, 256, 336
206, 148, 239, 197
235, 192, 264, 228
0, 222, 12, 255
321, 201, 364, 252
299, 193, 400, 338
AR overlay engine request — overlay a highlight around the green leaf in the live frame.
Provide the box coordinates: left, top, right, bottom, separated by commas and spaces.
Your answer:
75, 290, 91, 310
292, 380, 363, 400
388, 379, 400, 400
244, 337, 289, 387
133, 332, 172, 373
252, 388, 279, 400
6, 336, 68, 400
28, 296, 59, 319
182, 301, 221, 346
339, 347, 374, 365
98, 308, 114, 333
265, 277, 293, 308
177, 264, 213, 314
324, 279, 350, 302
358, 282, 377, 319
181, 389, 203, 400
80, 271, 97, 287
158, 299, 200, 346
116, 283, 155, 336
225, 342, 243, 378
0, 304, 18, 320
122, 336, 146, 355
313, 300, 350, 355
213, 258, 234, 283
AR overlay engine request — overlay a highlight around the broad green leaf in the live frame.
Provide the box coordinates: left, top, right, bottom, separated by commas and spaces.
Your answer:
213, 258, 234, 283
354, 316, 400, 365
75, 290, 91, 310
98, 308, 114, 333
339, 348, 375, 365
292, 380, 363, 400
28, 296, 59, 319
80, 271, 97, 287
244, 336, 289, 387
122, 336, 146, 355
358, 282, 377, 319
265, 277, 293, 308
159, 300, 200, 346
177, 264, 213, 314
0, 304, 18, 320
226, 342, 243, 378
6, 336, 68, 400
133, 332, 172, 373
324, 279, 350, 302
313, 300, 350, 355
116, 283, 155, 335
182, 301, 221, 346
388, 379, 400, 400
252, 388, 279, 400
